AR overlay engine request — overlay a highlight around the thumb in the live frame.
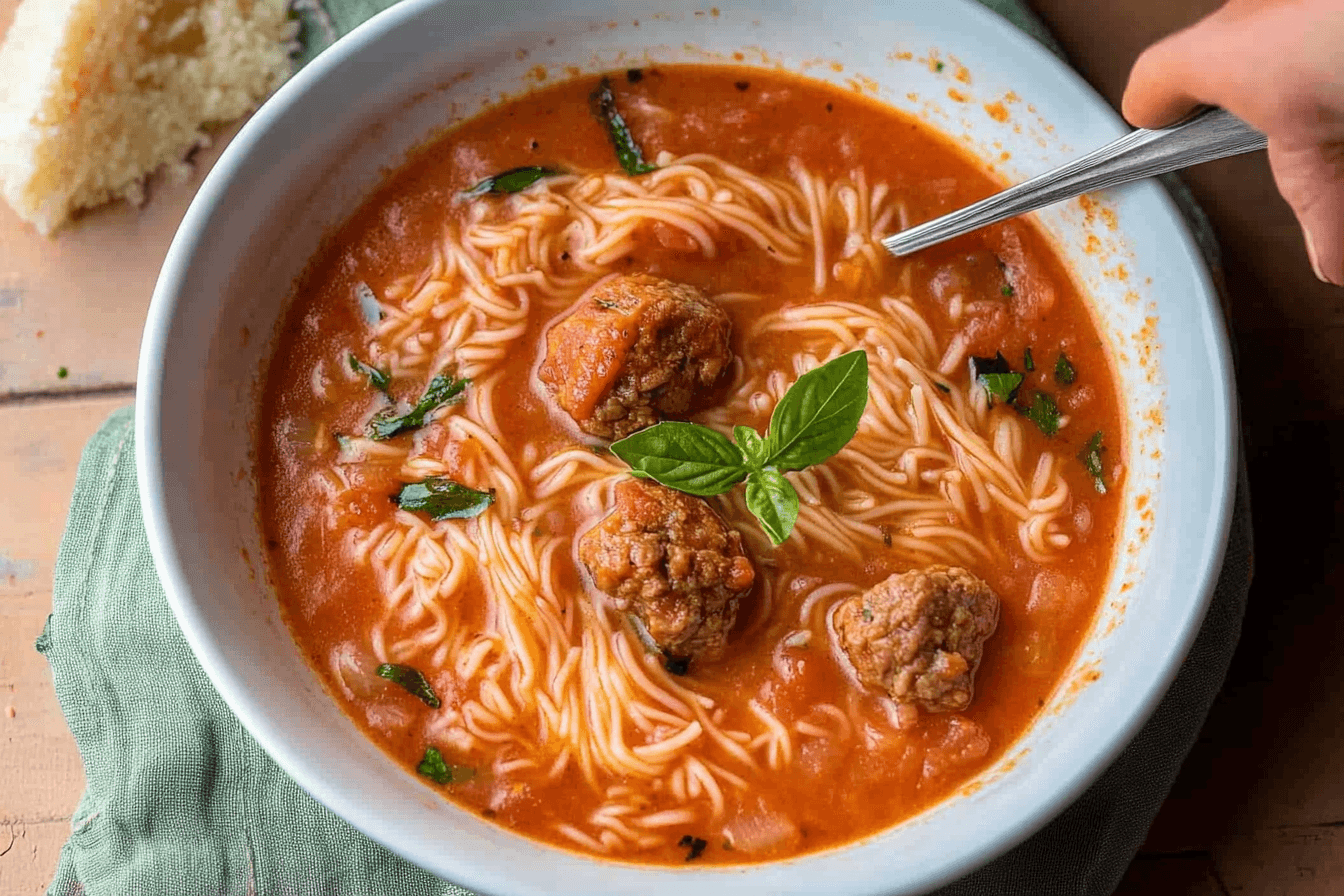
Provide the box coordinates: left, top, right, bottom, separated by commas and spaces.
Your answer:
1268, 139, 1344, 286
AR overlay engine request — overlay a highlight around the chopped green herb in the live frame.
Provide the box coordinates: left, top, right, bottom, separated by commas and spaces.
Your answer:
416, 747, 476, 786
979, 372, 1024, 406
1020, 392, 1061, 436
375, 663, 441, 708
934, 381, 951, 393
349, 354, 390, 393
610, 352, 868, 545
678, 835, 708, 861
970, 352, 1023, 405
1001, 283, 1014, 297
460, 166, 561, 199
1023, 346, 1035, 372
394, 477, 494, 521
56, 366, 68, 379
368, 371, 470, 440
355, 281, 383, 325
590, 77, 657, 176
935, 61, 945, 72
1078, 431, 1107, 493
1054, 352, 1077, 386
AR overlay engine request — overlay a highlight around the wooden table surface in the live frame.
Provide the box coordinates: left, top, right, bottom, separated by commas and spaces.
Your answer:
3, 1, 1342, 893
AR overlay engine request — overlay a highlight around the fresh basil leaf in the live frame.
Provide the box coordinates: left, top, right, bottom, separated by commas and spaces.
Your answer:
745, 469, 800, 546
979, 372, 1023, 406
589, 77, 657, 176
1055, 352, 1077, 385
355, 281, 382, 325
1020, 392, 1061, 436
1078, 430, 1107, 493
417, 746, 476, 785
733, 425, 769, 468
1001, 283, 1015, 297
375, 663, 441, 708
610, 421, 748, 496
349, 354, 390, 394
1023, 346, 1035, 372
764, 350, 869, 472
394, 477, 494, 520
368, 371, 470, 440
460, 166, 561, 199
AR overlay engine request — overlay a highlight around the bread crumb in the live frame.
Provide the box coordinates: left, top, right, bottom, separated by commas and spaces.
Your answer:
0, 0, 295, 235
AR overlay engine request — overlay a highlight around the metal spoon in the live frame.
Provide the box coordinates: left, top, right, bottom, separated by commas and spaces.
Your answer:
881, 107, 1266, 257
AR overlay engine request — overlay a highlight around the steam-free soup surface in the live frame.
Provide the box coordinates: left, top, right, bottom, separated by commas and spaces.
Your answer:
260, 66, 1123, 864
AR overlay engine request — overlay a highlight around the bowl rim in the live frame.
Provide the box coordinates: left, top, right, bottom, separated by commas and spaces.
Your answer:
136, 0, 1238, 893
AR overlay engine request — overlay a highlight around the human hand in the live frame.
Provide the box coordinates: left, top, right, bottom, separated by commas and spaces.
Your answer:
1123, 0, 1344, 285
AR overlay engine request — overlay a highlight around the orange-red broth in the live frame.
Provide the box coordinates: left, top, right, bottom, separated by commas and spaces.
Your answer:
259, 66, 1123, 864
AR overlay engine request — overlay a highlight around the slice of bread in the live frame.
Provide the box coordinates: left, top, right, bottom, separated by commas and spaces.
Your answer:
0, 0, 296, 235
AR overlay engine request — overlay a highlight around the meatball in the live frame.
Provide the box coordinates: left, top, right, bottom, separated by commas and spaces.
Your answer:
538, 274, 733, 440
578, 478, 755, 663
833, 566, 999, 713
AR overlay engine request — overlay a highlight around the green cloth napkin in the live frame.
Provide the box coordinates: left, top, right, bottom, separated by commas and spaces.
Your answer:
38, 3, 1254, 894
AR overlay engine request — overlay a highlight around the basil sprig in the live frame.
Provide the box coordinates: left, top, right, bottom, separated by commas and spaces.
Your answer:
368, 371, 469, 440
417, 747, 476, 785
590, 77, 657, 176
460, 166, 561, 199
611, 351, 869, 545
375, 663, 441, 708
394, 477, 495, 521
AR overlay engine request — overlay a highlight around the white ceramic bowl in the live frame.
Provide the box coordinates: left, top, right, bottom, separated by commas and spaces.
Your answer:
136, 1, 1237, 893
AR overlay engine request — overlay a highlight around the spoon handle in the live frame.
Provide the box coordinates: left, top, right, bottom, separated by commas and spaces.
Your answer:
881, 107, 1267, 257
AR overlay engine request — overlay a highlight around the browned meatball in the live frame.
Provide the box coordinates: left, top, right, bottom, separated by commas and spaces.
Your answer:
578, 478, 755, 663
537, 274, 732, 440
833, 566, 999, 713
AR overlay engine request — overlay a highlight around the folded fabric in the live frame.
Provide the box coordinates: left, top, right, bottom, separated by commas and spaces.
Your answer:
37, 2, 1254, 895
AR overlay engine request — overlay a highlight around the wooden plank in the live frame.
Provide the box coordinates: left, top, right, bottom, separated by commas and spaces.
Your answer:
0, 820, 70, 896
0, 397, 130, 894
1117, 853, 1227, 895
1218, 826, 1344, 896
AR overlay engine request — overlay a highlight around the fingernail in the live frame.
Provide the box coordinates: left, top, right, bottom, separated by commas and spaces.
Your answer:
1304, 228, 1338, 285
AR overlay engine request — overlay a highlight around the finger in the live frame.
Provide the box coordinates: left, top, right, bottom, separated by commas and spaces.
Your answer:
1121, 21, 1220, 128
1268, 139, 1344, 285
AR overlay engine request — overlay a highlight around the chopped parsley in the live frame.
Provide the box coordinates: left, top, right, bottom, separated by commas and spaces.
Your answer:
56, 366, 68, 379
1023, 346, 1035, 372
1000, 283, 1014, 297
417, 747, 476, 786
376, 663, 441, 708
678, 834, 708, 861
1054, 352, 1077, 386
1020, 392, 1061, 436
934, 60, 945, 72
1078, 431, 1107, 493
368, 371, 469, 440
